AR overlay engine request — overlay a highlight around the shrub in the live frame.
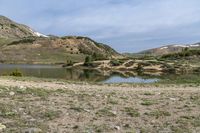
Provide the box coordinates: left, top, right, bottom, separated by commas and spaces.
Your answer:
8, 37, 36, 46
63, 60, 74, 67
84, 56, 93, 66
9, 69, 23, 77
141, 100, 156, 106
92, 53, 107, 61
124, 61, 135, 67
136, 64, 144, 73
110, 59, 123, 66
10, 24, 18, 28
145, 110, 171, 119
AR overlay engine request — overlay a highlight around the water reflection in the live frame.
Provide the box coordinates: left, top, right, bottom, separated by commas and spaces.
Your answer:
0, 64, 159, 83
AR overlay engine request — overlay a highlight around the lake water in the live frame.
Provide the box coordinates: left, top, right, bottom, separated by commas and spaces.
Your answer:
0, 64, 159, 83
103, 76, 158, 83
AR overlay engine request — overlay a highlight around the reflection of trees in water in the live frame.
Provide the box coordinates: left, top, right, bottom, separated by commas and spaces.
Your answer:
83, 70, 91, 79
3, 65, 200, 82
63, 69, 110, 82
79, 69, 110, 82
46, 68, 200, 82
64, 68, 167, 82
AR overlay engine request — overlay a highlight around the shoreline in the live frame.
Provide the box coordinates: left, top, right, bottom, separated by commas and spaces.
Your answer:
0, 76, 199, 91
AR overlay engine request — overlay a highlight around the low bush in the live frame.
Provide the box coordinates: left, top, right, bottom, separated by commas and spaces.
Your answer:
63, 60, 74, 67
84, 56, 93, 66
92, 53, 107, 61
110, 59, 124, 66
8, 37, 36, 45
136, 64, 144, 73
9, 69, 23, 77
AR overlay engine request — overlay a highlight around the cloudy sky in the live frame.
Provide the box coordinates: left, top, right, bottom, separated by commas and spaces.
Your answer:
1, 0, 200, 52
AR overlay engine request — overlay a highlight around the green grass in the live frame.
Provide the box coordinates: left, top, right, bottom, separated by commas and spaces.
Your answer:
145, 110, 171, 119
0, 85, 51, 100
141, 100, 157, 106
0, 103, 17, 118
43, 110, 61, 120
172, 115, 200, 132
143, 92, 155, 96
14, 87, 50, 99
158, 74, 200, 85
96, 107, 117, 117
124, 107, 140, 117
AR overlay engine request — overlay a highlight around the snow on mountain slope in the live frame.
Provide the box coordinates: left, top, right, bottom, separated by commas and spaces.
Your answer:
29, 28, 48, 37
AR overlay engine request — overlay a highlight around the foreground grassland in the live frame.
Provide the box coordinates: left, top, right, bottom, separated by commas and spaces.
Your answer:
0, 77, 199, 132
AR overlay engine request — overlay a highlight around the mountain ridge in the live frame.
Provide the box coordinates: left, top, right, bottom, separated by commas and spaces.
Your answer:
139, 43, 200, 56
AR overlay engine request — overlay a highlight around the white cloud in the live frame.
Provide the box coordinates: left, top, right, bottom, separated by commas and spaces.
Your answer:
60, 0, 200, 37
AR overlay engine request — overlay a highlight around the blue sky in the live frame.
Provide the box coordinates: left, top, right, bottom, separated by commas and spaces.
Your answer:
1, 0, 200, 52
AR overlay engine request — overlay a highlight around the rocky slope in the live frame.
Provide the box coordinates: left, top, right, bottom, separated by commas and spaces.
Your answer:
0, 16, 120, 64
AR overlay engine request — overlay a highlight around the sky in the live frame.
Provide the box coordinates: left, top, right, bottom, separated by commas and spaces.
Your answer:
1, 0, 200, 52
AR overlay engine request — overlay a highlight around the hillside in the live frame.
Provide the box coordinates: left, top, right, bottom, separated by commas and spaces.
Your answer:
161, 49, 200, 59
0, 16, 120, 64
139, 43, 200, 56
0, 15, 47, 38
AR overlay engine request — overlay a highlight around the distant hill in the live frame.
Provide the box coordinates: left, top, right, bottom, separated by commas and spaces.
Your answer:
139, 43, 200, 56
0, 16, 121, 64
161, 49, 200, 60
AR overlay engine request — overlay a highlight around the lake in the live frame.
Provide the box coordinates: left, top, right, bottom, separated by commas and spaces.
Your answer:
0, 64, 159, 83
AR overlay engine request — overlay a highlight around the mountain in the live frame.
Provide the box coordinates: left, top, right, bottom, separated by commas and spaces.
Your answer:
0, 16, 120, 64
139, 43, 200, 56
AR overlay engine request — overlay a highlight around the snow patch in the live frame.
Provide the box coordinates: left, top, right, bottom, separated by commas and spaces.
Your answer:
34, 32, 48, 37
173, 45, 189, 48
29, 28, 48, 37
189, 44, 200, 47
160, 47, 168, 50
